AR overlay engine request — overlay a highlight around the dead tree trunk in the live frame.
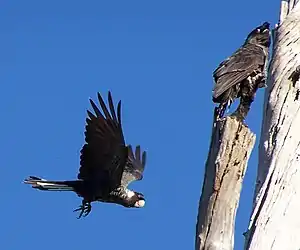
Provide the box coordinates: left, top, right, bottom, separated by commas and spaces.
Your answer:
244, 1, 300, 249
195, 117, 255, 250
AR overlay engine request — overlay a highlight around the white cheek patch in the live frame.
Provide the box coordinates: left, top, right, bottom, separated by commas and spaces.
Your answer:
125, 189, 135, 198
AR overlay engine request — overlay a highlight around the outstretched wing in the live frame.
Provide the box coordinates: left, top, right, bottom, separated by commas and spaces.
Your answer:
213, 44, 266, 99
121, 145, 147, 188
78, 91, 127, 190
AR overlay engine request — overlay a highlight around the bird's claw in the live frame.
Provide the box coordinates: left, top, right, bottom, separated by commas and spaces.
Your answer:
73, 202, 91, 219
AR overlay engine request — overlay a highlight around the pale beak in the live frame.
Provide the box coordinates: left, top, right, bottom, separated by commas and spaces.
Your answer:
135, 200, 145, 208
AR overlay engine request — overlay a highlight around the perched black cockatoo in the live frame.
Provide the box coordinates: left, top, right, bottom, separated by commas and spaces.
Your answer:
24, 92, 147, 219
213, 22, 271, 120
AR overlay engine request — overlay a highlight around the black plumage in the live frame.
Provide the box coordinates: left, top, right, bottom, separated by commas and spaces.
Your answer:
24, 92, 147, 218
213, 22, 271, 120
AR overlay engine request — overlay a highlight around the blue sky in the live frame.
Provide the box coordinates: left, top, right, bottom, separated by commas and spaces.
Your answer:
1, 1, 279, 249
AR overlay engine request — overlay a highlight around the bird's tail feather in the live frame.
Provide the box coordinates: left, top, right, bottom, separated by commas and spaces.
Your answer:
24, 176, 77, 191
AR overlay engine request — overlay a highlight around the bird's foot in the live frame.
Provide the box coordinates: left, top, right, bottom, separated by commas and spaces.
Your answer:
73, 201, 92, 219
214, 106, 226, 121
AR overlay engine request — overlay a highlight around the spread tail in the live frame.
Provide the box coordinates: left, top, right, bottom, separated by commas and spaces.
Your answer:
24, 176, 76, 191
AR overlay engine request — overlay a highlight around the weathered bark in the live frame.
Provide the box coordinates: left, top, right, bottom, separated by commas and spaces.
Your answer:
195, 117, 255, 250
245, 1, 300, 249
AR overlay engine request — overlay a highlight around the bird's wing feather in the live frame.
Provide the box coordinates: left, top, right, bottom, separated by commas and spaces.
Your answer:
78, 92, 127, 190
213, 44, 266, 99
121, 145, 147, 188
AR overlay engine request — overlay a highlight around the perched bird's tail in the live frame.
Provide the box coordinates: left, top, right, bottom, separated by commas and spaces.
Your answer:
24, 176, 78, 191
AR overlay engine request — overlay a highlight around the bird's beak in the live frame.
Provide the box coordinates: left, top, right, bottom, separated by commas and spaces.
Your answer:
135, 200, 145, 208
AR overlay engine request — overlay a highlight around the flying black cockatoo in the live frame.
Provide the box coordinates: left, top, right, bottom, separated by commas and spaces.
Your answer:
212, 22, 271, 120
24, 92, 147, 219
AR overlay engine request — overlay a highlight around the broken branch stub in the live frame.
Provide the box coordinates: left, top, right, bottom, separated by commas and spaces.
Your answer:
195, 117, 256, 250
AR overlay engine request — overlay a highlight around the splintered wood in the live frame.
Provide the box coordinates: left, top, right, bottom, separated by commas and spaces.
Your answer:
195, 117, 255, 250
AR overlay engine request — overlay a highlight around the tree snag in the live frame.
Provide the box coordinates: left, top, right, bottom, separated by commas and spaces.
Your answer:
195, 117, 255, 250
245, 1, 300, 249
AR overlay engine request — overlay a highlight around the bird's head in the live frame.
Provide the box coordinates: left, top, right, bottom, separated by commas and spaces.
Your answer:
125, 190, 145, 208
244, 22, 271, 47
133, 192, 145, 208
